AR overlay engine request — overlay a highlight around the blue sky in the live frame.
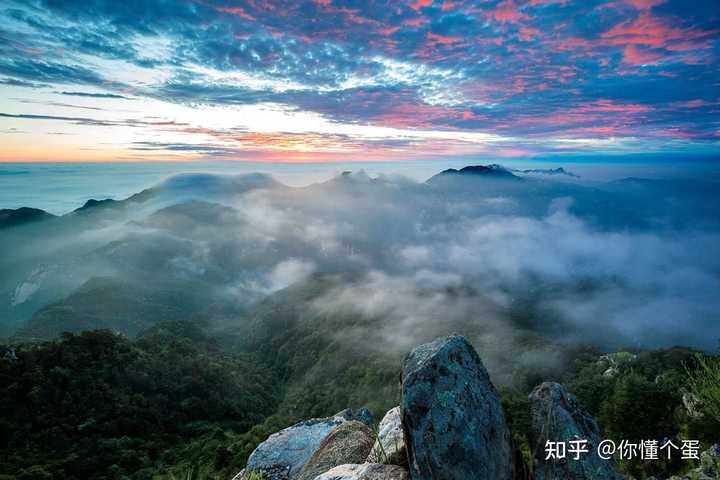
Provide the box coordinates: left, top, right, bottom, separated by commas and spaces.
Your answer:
0, 0, 718, 162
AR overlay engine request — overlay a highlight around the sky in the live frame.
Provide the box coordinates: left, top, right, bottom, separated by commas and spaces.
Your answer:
0, 0, 718, 163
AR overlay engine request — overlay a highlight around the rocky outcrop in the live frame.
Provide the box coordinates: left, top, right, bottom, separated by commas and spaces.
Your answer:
366, 407, 406, 466
529, 382, 623, 480
400, 335, 513, 480
681, 390, 704, 418
296, 421, 374, 480
243, 415, 346, 479
237, 337, 647, 480
598, 352, 636, 378
669, 444, 719, 480
313, 463, 410, 480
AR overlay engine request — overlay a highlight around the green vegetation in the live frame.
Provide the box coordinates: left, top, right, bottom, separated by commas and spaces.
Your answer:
1, 281, 718, 480
241, 471, 266, 480
0, 323, 278, 480
13, 278, 207, 342
567, 348, 719, 478
686, 353, 720, 422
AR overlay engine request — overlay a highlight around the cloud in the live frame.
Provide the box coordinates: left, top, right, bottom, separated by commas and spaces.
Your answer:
0, 112, 190, 128
0, 77, 49, 89
129, 170, 719, 351
0, 1, 718, 160
267, 258, 317, 291
59, 91, 129, 99
2, 169, 719, 358
0, 58, 105, 86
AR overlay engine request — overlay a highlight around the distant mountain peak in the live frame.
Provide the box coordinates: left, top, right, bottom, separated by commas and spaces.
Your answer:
513, 167, 580, 178
75, 198, 117, 212
429, 164, 520, 183
338, 169, 372, 180
0, 207, 55, 229
323, 169, 384, 188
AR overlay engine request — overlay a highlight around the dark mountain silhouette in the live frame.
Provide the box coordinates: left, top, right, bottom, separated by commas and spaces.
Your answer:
0, 207, 55, 229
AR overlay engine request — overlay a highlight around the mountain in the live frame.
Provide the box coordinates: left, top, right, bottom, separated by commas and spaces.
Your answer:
2, 314, 716, 480
0, 165, 718, 480
2, 165, 719, 349
213, 272, 570, 419
427, 164, 521, 183
512, 167, 580, 178
13, 277, 206, 341
0, 174, 279, 335
0, 207, 55, 229
74, 198, 119, 212
0, 324, 279, 480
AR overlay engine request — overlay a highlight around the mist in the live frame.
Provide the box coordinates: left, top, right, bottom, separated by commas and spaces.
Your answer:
1, 166, 719, 354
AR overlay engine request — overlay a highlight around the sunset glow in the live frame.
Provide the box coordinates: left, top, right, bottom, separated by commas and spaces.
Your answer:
0, 0, 718, 162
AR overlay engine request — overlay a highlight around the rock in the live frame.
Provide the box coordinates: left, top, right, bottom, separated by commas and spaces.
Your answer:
669, 444, 720, 480
699, 444, 720, 478
529, 382, 623, 480
366, 407, 407, 466
244, 415, 348, 480
400, 335, 513, 480
598, 352, 636, 378
2, 347, 18, 362
296, 421, 374, 480
335, 408, 374, 427
313, 463, 410, 480
681, 390, 704, 418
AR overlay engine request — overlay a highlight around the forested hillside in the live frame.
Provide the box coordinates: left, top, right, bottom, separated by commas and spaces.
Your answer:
0, 323, 277, 480
2, 314, 718, 479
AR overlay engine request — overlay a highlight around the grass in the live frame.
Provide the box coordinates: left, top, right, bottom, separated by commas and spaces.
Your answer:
168, 465, 201, 480
242, 471, 267, 480
370, 422, 390, 464
685, 353, 720, 422
165, 466, 267, 480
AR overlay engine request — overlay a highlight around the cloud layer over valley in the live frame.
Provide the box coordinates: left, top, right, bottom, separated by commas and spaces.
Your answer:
1, 166, 718, 356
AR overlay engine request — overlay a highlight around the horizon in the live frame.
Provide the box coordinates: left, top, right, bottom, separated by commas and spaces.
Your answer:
1, 0, 719, 163
3, 157, 719, 215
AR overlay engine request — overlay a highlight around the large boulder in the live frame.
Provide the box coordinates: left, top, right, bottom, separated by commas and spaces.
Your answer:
400, 335, 513, 480
241, 409, 372, 480
366, 407, 406, 466
313, 463, 410, 480
529, 382, 623, 480
296, 421, 374, 480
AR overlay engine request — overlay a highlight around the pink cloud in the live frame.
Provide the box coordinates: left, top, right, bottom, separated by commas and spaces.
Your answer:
603, 11, 715, 51
496, 147, 536, 157
622, 44, 663, 64
402, 16, 427, 27
426, 31, 464, 45
625, 0, 665, 9
217, 6, 255, 20
485, 0, 531, 24
578, 99, 652, 113
674, 99, 710, 108
519, 26, 540, 41
441, 0, 464, 11
411, 0, 433, 10
526, 0, 569, 5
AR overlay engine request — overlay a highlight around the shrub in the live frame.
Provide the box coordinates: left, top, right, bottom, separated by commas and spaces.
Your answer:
685, 353, 720, 422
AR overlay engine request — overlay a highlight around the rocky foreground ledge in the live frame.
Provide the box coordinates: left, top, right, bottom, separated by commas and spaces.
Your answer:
232, 335, 719, 480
